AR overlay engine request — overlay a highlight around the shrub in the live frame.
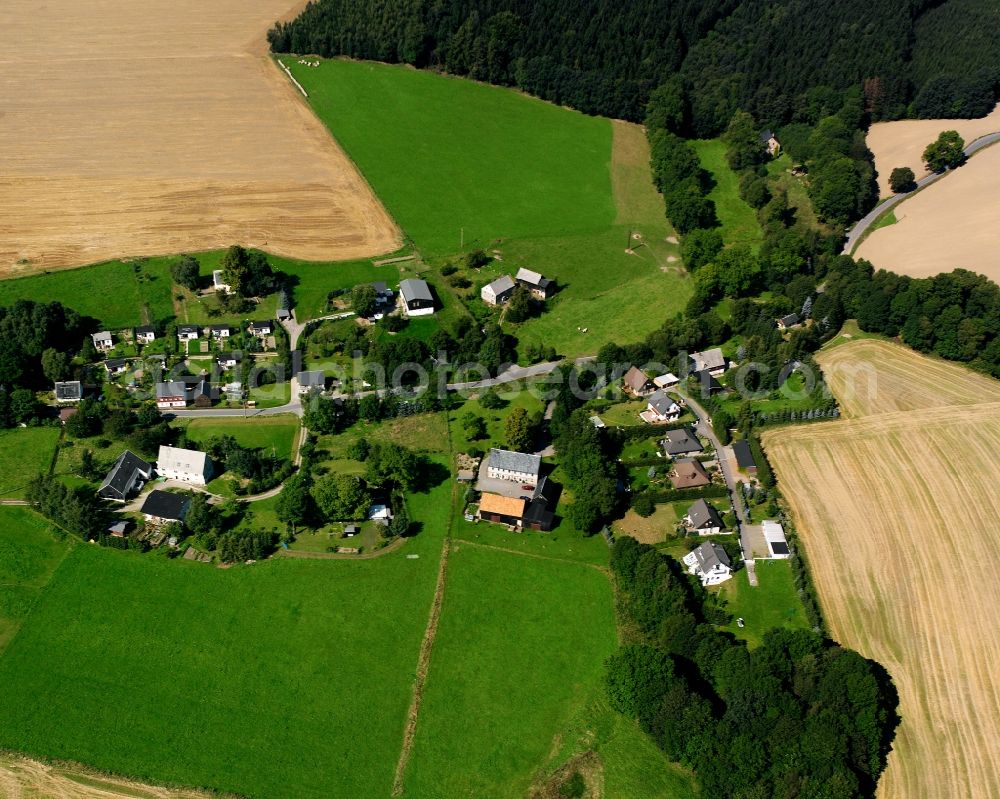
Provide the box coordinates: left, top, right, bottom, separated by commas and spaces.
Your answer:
632, 493, 656, 517
889, 166, 916, 193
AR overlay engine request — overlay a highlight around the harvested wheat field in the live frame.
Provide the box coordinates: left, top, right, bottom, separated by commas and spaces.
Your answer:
0, 0, 399, 275
0, 755, 214, 799
855, 143, 1000, 281
764, 339, 1000, 799
867, 103, 1000, 196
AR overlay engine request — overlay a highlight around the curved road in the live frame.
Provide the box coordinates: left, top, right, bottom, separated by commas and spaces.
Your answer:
845, 130, 1000, 254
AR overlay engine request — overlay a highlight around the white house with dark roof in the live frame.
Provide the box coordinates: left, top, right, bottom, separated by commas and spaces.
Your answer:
157, 445, 212, 485
216, 351, 241, 369
92, 331, 113, 352
177, 325, 200, 342
297, 370, 326, 395
141, 490, 191, 526
135, 325, 156, 344
486, 448, 541, 487
623, 366, 655, 396
762, 520, 791, 559
54, 381, 83, 402
683, 541, 733, 585
399, 279, 435, 317
515, 267, 555, 299
683, 499, 726, 535
690, 348, 727, 376
663, 427, 703, 457
104, 358, 128, 377
247, 320, 273, 337
156, 381, 188, 409
208, 324, 230, 340
642, 390, 681, 424
481, 275, 517, 306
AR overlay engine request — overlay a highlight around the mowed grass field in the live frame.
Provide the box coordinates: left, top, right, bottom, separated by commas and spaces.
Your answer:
763, 339, 1000, 799
692, 139, 763, 250
178, 415, 300, 462
0, 427, 60, 499
0, 478, 449, 799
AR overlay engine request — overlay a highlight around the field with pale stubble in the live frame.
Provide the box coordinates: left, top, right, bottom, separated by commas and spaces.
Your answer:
764, 339, 1000, 799
0, 0, 399, 275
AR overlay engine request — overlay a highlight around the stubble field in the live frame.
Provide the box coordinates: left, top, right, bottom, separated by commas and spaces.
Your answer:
0, 0, 399, 274
763, 339, 1000, 799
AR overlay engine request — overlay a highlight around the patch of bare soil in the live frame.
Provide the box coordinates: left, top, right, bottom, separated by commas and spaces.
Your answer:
529, 751, 604, 799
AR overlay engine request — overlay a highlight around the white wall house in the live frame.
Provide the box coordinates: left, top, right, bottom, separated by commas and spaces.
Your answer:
643, 390, 681, 423
213, 270, 232, 293
486, 448, 541, 487
683, 541, 733, 586
762, 520, 791, 559
156, 381, 188, 409
157, 445, 213, 485
690, 347, 727, 376
683, 499, 725, 535
177, 325, 200, 342
92, 331, 113, 351
399, 279, 435, 317
481, 275, 516, 306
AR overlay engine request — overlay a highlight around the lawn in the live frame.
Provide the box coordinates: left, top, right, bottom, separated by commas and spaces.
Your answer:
0, 508, 71, 654
176, 415, 300, 461
285, 58, 614, 257
0, 427, 60, 499
712, 559, 810, 648
400, 543, 617, 798
0, 475, 451, 799
693, 139, 764, 250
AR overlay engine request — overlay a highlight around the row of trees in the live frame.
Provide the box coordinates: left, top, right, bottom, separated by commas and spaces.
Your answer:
607, 536, 899, 797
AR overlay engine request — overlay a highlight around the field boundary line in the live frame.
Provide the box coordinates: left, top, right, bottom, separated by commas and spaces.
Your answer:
454, 537, 609, 574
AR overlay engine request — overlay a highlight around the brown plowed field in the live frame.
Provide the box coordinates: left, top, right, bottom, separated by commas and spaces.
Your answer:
764, 339, 1000, 799
0, 0, 400, 275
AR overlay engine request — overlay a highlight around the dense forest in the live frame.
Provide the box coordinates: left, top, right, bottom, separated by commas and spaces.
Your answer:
270, 0, 1000, 131
607, 537, 899, 798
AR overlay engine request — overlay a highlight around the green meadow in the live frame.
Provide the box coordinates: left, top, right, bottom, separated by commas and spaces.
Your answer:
713, 559, 810, 648
693, 139, 763, 250
177, 415, 300, 462
0, 427, 61, 499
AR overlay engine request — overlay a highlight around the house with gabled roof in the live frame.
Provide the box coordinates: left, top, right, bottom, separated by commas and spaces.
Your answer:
690, 348, 727, 376
97, 450, 153, 502
208, 324, 230, 340
104, 358, 128, 377
157, 445, 212, 485
481, 275, 517, 306
623, 366, 655, 397
297, 370, 325, 395
399, 278, 435, 317
663, 427, 703, 457
216, 351, 241, 369
177, 325, 200, 342
485, 448, 541, 487
683, 499, 725, 535
776, 313, 800, 331
247, 320, 273, 337
140, 490, 190, 526
683, 541, 733, 585
92, 331, 113, 352
670, 458, 711, 489
478, 493, 526, 527
732, 439, 757, 474
515, 267, 555, 299
156, 381, 188, 409
135, 325, 156, 344
642, 390, 681, 424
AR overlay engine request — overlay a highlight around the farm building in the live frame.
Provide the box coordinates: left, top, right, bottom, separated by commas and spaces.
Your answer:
135, 325, 156, 344
762, 520, 791, 559
732, 439, 757, 474
97, 450, 153, 502
642, 390, 681, 423
399, 278, 435, 317
140, 490, 190, 526
156, 381, 188, 409
92, 331, 113, 351
653, 372, 679, 389
480, 274, 516, 306
623, 366, 655, 396
663, 427, 703, 457
485, 448, 541, 487
478, 493, 526, 527
157, 445, 212, 485
690, 348, 727, 376
54, 380, 83, 403
515, 267, 554, 299
683, 499, 725, 535
670, 458, 711, 489
683, 541, 733, 586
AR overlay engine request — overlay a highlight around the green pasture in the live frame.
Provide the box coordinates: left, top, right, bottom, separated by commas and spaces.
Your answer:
693, 139, 763, 250
0, 427, 60, 499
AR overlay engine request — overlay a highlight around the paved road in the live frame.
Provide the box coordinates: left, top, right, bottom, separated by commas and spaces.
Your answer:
844, 130, 1000, 253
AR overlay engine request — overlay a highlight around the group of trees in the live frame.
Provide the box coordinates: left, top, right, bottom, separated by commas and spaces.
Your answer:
219, 245, 281, 299
201, 434, 294, 494
607, 536, 898, 798
647, 126, 718, 234
26, 473, 106, 540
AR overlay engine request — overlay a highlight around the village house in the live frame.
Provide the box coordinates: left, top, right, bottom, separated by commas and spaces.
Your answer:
247, 320, 273, 338
776, 313, 800, 331
140, 490, 190, 527
97, 450, 154, 502
623, 365, 655, 397
135, 325, 156, 344
477, 479, 556, 532
223, 381, 244, 401
515, 267, 555, 300
92, 331, 113, 352
54, 380, 83, 403
641, 390, 682, 424
763, 520, 791, 559
480, 274, 517, 306
365, 281, 395, 317
653, 372, 680, 389
485, 448, 541, 487
189, 378, 214, 409
683, 541, 733, 586
683, 498, 726, 535
104, 358, 128, 377
212, 270, 231, 294
107, 520, 130, 538
208, 324, 230, 340
663, 427, 703, 458
732, 439, 757, 474
399, 278, 435, 317
157, 445, 213, 485
690, 348, 727, 377
297, 370, 325, 395
670, 458, 711, 489
216, 351, 241, 369
760, 129, 781, 157
694, 370, 726, 395
156, 381, 188, 409
177, 325, 200, 342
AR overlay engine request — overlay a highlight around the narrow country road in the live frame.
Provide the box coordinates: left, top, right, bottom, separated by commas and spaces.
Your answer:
844, 130, 1000, 253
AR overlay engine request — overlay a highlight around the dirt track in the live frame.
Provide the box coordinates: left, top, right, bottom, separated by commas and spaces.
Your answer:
866, 103, 1000, 196
764, 339, 1000, 799
0, 755, 214, 799
0, 0, 400, 275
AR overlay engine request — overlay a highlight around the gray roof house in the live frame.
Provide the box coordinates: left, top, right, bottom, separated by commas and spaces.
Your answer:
297, 370, 326, 395
247, 320, 273, 337
98, 450, 153, 502
515, 267, 555, 298
663, 427, 703, 457
399, 279, 435, 316
92, 331, 113, 351
486, 448, 542, 485
683, 541, 733, 585
732, 439, 757, 472
54, 381, 83, 402
135, 325, 156, 343
481, 275, 517, 306
777, 313, 800, 330
156, 381, 189, 408
690, 348, 727, 376
684, 499, 725, 535
177, 324, 200, 341
645, 390, 681, 422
